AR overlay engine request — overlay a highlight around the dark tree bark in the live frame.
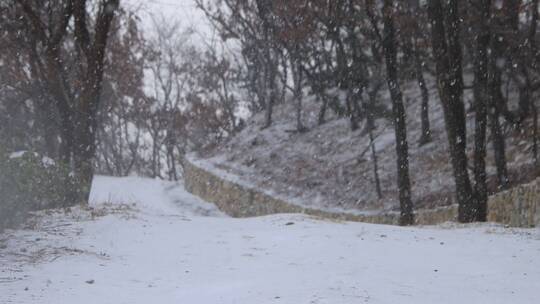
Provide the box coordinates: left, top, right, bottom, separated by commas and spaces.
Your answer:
257, 0, 277, 129
529, 0, 539, 166
503, 0, 533, 121
406, 3, 432, 146
345, 95, 358, 131
488, 27, 511, 190
263, 62, 277, 129
469, 0, 492, 221
414, 45, 432, 146
489, 100, 510, 190
368, 120, 383, 200
382, 0, 414, 225
534, 99, 539, 167
367, 91, 383, 200
318, 95, 328, 125
428, 0, 477, 222
291, 51, 306, 132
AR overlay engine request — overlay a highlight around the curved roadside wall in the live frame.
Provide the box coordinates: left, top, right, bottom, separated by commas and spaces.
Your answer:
184, 157, 539, 227
487, 178, 539, 227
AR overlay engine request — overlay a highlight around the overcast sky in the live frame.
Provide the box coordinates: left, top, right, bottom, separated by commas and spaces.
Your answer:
123, 0, 214, 42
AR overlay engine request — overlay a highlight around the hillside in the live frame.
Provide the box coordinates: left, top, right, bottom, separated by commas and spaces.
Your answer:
195, 75, 538, 215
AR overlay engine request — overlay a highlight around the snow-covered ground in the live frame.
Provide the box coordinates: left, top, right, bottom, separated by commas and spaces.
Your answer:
1, 176, 540, 303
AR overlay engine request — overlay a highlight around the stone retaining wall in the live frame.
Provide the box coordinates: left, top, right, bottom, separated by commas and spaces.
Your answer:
184, 157, 539, 227
487, 178, 539, 227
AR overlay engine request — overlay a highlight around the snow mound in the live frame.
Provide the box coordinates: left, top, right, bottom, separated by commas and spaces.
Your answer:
90, 175, 223, 217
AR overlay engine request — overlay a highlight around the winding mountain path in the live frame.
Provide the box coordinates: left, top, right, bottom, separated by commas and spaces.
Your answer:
1, 176, 539, 303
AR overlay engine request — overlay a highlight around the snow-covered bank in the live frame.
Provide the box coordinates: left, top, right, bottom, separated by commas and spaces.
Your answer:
1, 176, 540, 303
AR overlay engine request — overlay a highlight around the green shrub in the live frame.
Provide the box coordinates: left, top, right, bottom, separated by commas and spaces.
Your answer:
0, 149, 74, 231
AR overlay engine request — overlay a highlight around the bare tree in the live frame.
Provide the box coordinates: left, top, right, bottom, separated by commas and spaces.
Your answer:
428, 0, 478, 222
13, 0, 120, 205
381, 0, 414, 225
468, 0, 491, 221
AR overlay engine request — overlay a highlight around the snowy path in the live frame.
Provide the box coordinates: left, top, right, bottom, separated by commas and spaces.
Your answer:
1, 176, 540, 303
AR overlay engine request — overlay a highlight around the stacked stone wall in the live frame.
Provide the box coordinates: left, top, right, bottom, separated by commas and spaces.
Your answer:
184, 158, 539, 227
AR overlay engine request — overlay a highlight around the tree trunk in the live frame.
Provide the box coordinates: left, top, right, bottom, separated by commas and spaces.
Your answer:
263, 67, 276, 129
292, 54, 306, 132
533, 98, 539, 167
529, 0, 539, 166
502, 0, 532, 121
415, 47, 432, 146
37, 101, 60, 158
367, 94, 383, 200
261, 10, 275, 130
167, 146, 177, 181
470, 0, 491, 221
488, 27, 510, 190
428, 0, 477, 222
72, 88, 101, 205
489, 100, 510, 189
59, 113, 74, 165
382, 0, 414, 225
17, 0, 119, 206
318, 94, 328, 125
406, 1, 431, 146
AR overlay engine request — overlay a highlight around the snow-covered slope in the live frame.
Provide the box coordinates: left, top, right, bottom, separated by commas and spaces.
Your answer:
196, 76, 538, 214
1, 176, 539, 303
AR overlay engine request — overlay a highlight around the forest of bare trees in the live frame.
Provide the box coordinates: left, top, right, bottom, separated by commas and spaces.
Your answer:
1, 0, 539, 226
